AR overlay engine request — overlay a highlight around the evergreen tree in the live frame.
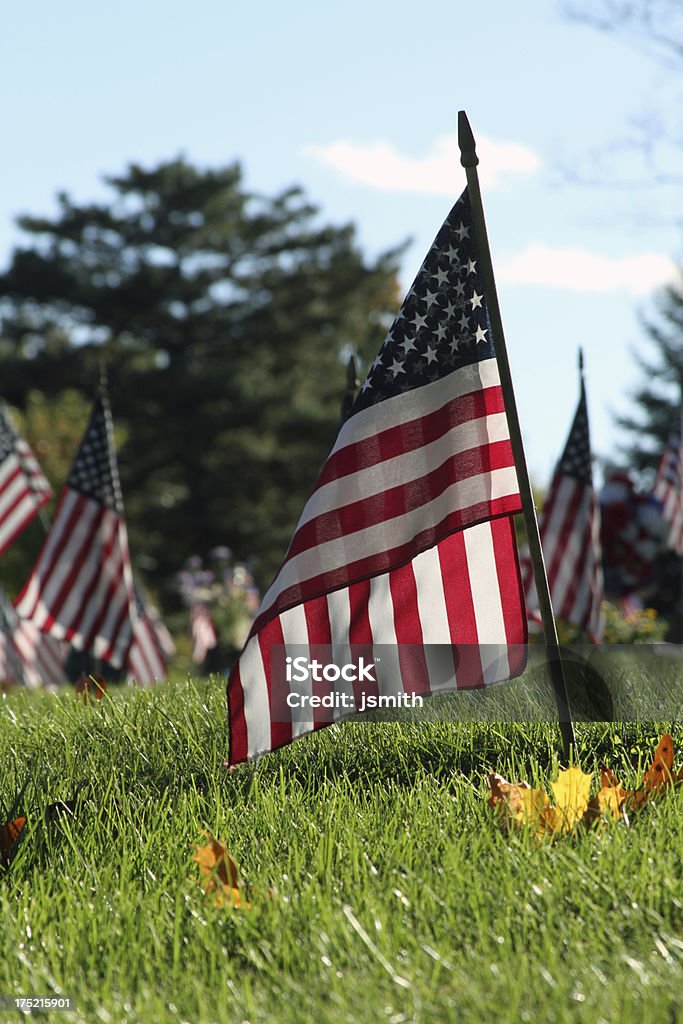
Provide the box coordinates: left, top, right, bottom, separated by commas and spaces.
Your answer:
615, 272, 683, 475
0, 158, 403, 601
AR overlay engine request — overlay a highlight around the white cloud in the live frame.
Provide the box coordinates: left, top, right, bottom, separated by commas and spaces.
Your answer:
497, 243, 676, 295
304, 132, 541, 194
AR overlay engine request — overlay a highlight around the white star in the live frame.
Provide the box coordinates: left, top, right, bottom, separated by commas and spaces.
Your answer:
434, 266, 450, 286
458, 313, 470, 331
390, 359, 404, 377
466, 258, 477, 275
454, 222, 470, 240
446, 244, 460, 263
469, 290, 483, 310
444, 300, 457, 318
400, 337, 417, 354
453, 280, 466, 298
474, 325, 488, 344
424, 345, 438, 364
423, 287, 440, 307
371, 354, 384, 371
360, 378, 373, 392
411, 312, 429, 331
435, 324, 448, 341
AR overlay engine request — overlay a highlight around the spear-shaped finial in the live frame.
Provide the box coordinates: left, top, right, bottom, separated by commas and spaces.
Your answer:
458, 110, 479, 168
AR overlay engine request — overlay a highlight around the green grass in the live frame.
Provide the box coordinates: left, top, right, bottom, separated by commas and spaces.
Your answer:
1, 675, 683, 1023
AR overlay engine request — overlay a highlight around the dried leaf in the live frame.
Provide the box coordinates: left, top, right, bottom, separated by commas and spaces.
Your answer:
75, 674, 107, 702
550, 766, 593, 831
629, 733, 676, 809
192, 832, 250, 909
0, 816, 26, 867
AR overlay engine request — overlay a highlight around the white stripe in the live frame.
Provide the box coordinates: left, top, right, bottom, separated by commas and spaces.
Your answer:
326, 587, 355, 719
412, 544, 457, 691
366, 573, 402, 697
296, 411, 512, 532
333, 358, 502, 450
260, 464, 519, 615
548, 486, 593, 614
52, 509, 121, 642
240, 636, 272, 759
22, 493, 100, 625
463, 522, 510, 683
279, 602, 313, 738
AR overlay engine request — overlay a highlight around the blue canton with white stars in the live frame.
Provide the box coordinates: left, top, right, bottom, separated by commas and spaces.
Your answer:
0, 404, 21, 462
351, 188, 494, 416
557, 386, 593, 485
67, 395, 124, 514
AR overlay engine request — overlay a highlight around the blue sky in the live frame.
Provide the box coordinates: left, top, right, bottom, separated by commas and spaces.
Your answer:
1, 0, 681, 485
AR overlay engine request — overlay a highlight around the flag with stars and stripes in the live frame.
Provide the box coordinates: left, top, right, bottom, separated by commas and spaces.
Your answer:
0, 587, 65, 689
227, 187, 528, 765
653, 419, 683, 555
0, 402, 53, 557
127, 587, 174, 685
524, 360, 604, 641
13, 391, 137, 669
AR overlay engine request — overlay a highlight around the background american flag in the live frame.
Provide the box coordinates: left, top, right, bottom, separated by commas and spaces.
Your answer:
0, 402, 52, 557
228, 188, 527, 764
14, 392, 137, 669
653, 422, 683, 555
524, 365, 604, 641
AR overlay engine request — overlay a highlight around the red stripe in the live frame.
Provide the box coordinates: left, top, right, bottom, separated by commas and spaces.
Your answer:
252, 494, 522, 636
347, 577, 377, 706
490, 517, 528, 677
45, 511, 119, 636
303, 595, 334, 728
438, 531, 484, 688
543, 479, 584, 594
389, 562, 431, 695
22, 493, 102, 623
0, 499, 44, 558
227, 663, 249, 764
13, 489, 70, 616
317, 385, 507, 488
286, 438, 516, 561
258, 616, 292, 752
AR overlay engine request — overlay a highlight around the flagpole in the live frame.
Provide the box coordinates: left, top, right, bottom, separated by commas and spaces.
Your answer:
458, 110, 576, 761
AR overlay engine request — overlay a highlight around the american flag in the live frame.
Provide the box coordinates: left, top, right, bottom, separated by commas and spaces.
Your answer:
0, 587, 65, 689
524, 362, 604, 641
127, 587, 175, 685
0, 402, 53, 557
191, 603, 218, 664
227, 187, 528, 765
653, 420, 683, 554
13, 391, 137, 669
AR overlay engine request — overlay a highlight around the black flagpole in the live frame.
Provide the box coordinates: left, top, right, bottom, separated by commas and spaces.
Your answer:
458, 110, 577, 761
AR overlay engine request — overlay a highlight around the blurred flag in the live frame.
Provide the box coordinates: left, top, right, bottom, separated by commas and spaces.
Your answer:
0, 401, 53, 557
191, 603, 218, 664
14, 389, 137, 669
0, 587, 65, 689
653, 421, 683, 555
227, 187, 527, 764
524, 356, 604, 641
127, 587, 174, 685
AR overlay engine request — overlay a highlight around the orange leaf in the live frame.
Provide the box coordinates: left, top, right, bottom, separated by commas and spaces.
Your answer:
629, 733, 677, 809
192, 833, 250, 909
0, 816, 26, 867
75, 674, 107, 702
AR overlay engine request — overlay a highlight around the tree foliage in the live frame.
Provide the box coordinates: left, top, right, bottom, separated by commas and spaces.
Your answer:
0, 158, 403, 601
615, 273, 683, 474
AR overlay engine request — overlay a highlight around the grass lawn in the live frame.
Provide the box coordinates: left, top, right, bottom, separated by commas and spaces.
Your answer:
1, 672, 683, 1023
